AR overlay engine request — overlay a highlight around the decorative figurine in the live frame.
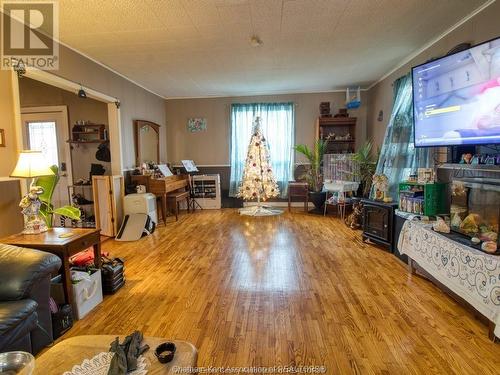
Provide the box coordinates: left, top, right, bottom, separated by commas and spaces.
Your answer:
345, 200, 363, 229
19, 185, 48, 234
433, 217, 451, 233
372, 174, 389, 201
460, 153, 473, 164
471, 237, 481, 245
481, 241, 497, 254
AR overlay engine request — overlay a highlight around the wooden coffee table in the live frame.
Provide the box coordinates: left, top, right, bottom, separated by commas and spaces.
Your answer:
34, 335, 198, 374
0, 227, 101, 306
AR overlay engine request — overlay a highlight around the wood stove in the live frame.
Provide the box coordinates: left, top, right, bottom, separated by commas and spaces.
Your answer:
361, 199, 398, 251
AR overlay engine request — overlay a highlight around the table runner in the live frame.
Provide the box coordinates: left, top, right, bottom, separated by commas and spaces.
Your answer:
398, 220, 500, 337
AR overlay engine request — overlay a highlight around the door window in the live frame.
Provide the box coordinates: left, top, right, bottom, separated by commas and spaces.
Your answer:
26, 121, 59, 167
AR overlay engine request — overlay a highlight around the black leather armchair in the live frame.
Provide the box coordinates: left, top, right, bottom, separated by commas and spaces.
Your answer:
0, 244, 61, 354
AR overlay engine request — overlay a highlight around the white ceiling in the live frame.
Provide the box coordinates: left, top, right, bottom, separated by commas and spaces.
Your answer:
56, 0, 490, 98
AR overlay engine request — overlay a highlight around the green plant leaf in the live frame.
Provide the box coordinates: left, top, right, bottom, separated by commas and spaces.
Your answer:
293, 144, 313, 163
294, 139, 328, 192
53, 206, 81, 221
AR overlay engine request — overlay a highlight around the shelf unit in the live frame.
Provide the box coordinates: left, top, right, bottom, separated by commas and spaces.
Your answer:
69, 123, 107, 144
398, 182, 447, 216
191, 174, 221, 209
316, 117, 356, 153
66, 184, 95, 228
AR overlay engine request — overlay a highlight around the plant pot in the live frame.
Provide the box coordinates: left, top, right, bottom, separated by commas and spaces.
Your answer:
308, 191, 326, 213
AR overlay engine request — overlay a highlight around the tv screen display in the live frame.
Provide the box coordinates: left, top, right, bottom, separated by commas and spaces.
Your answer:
412, 37, 500, 147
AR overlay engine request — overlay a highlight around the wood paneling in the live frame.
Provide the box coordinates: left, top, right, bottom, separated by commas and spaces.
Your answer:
64, 210, 500, 373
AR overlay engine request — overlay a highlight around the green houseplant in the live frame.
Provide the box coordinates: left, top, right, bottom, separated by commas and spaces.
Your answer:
294, 139, 328, 210
35, 165, 81, 227
352, 141, 379, 198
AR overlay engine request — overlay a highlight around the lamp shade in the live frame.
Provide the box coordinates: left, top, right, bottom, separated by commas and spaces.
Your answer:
10, 150, 55, 178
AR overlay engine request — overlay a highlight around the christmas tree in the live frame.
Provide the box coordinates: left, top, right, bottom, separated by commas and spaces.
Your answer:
238, 117, 282, 216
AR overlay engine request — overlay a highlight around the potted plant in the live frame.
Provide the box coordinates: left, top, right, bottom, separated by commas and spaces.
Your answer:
35, 165, 81, 226
352, 141, 378, 198
293, 139, 328, 211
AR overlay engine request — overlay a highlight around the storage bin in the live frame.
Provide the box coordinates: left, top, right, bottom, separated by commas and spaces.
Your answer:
52, 304, 73, 339
51, 274, 66, 305
101, 258, 125, 295
71, 268, 103, 320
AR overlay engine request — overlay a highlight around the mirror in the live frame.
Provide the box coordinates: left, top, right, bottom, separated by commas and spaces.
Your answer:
134, 120, 160, 165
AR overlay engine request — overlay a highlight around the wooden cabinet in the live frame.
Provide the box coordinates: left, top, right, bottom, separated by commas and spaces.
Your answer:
316, 117, 356, 153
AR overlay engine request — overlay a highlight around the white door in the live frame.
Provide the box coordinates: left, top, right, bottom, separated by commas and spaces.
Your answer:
21, 107, 72, 209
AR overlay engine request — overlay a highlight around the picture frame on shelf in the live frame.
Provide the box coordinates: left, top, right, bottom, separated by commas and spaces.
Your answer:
417, 168, 434, 184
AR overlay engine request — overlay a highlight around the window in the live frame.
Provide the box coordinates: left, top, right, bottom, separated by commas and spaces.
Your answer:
229, 103, 295, 198
27, 121, 59, 167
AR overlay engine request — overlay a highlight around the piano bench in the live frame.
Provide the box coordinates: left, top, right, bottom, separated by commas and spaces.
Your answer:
166, 191, 191, 221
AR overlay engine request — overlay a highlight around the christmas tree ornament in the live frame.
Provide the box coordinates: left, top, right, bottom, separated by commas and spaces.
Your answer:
238, 117, 282, 216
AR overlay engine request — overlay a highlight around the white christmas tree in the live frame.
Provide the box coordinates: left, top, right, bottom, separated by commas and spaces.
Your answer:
238, 117, 282, 216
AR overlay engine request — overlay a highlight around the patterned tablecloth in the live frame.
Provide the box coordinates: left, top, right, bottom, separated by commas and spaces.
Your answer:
398, 220, 500, 337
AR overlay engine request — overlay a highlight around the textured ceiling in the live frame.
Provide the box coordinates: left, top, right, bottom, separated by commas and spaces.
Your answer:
56, 0, 490, 98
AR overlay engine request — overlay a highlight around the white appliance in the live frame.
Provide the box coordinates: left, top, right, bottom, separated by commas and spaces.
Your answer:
123, 193, 157, 224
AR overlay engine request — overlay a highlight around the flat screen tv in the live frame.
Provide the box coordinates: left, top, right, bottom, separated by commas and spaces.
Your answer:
412, 37, 500, 147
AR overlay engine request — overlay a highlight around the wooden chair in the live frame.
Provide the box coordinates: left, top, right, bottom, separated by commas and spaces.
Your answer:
288, 181, 309, 212
166, 190, 190, 221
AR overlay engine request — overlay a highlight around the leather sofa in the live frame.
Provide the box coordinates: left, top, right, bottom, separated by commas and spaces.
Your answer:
0, 244, 61, 354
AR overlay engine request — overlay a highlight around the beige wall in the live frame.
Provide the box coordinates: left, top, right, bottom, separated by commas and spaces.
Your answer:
53, 44, 167, 170
367, 1, 500, 148
166, 92, 367, 165
19, 77, 111, 181
0, 72, 18, 177
0, 14, 166, 178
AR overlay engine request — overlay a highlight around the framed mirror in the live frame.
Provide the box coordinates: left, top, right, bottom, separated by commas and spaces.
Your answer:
134, 120, 160, 165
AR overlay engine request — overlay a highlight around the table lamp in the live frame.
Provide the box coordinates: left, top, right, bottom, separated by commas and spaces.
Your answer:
10, 150, 55, 234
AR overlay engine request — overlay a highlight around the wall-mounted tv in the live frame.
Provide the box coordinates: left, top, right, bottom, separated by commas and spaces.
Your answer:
412, 37, 500, 147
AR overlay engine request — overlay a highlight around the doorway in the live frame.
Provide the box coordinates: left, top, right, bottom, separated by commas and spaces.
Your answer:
21, 106, 71, 208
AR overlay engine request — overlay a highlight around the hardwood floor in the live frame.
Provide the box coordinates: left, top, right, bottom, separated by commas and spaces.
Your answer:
67, 209, 500, 374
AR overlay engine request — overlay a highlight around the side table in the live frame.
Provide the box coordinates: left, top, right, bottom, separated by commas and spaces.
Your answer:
0, 227, 101, 306
288, 181, 309, 212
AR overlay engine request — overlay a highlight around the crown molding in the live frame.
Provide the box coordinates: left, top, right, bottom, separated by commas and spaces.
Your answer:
164, 87, 370, 100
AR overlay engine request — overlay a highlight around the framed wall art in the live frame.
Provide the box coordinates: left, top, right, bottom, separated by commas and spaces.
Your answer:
0, 129, 5, 147
187, 118, 207, 133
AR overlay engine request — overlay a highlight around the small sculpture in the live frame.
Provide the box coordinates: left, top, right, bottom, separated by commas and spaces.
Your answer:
345, 200, 363, 229
481, 241, 497, 254
450, 213, 462, 228
460, 153, 473, 164
372, 174, 388, 201
19, 185, 48, 234
460, 213, 480, 235
451, 181, 466, 197
433, 217, 450, 233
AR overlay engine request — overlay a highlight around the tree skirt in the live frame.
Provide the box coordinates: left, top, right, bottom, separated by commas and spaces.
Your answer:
239, 205, 283, 216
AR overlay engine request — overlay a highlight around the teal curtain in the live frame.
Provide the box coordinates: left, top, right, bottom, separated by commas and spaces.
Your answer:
373, 74, 434, 200
229, 103, 295, 198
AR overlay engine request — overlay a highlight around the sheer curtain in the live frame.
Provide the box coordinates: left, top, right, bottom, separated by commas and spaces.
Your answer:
373, 73, 434, 200
229, 103, 295, 198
